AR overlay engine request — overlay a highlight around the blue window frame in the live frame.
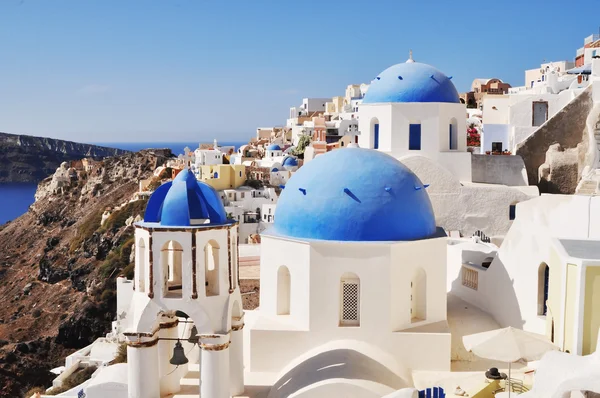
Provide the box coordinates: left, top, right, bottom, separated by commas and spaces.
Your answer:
409, 124, 421, 150
373, 123, 379, 149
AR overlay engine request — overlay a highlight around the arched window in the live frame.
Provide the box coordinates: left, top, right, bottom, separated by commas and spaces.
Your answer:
370, 118, 380, 149
340, 272, 360, 327
137, 238, 146, 292
409, 124, 421, 150
538, 263, 550, 316
449, 118, 458, 150
205, 240, 220, 297
277, 266, 291, 315
411, 267, 427, 322
161, 240, 183, 298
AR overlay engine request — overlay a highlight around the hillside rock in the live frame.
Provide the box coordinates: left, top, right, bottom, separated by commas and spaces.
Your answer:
0, 132, 129, 183
0, 149, 172, 397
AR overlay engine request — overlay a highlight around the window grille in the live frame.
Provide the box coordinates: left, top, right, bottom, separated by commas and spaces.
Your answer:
340, 279, 360, 326
462, 267, 478, 290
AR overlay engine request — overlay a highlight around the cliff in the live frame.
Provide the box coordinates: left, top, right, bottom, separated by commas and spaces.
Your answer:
0, 132, 129, 183
0, 149, 172, 397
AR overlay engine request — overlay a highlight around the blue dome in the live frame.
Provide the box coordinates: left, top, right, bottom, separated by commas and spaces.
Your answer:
363, 62, 459, 104
282, 156, 298, 167
144, 169, 228, 226
267, 144, 282, 151
273, 148, 436, 241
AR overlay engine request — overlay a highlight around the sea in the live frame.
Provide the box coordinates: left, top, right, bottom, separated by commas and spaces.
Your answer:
0, 141, 247, 225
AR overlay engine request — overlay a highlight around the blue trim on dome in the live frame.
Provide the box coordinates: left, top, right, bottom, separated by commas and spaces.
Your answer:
267, 144, 281, 150
143, 169, 228, 226
363, 62, 460, 104
273, 148, 436, 241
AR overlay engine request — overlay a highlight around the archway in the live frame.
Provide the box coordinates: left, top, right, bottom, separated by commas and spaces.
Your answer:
205, 240, 220, 297
277, 266, 291, 315
340, 272, 360, 327
411, 268, 426, 322
137, 238, 146, 292
161, 240, 183, 298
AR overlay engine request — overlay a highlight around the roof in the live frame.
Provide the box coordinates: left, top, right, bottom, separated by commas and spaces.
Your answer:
143, 168, 229, 226
272, 148, 436, 241
559, 239, 600, 260
362, 61, 460, 104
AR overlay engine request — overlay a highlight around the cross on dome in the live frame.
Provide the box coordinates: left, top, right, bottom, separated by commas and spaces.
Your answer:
406, 49, 415, 63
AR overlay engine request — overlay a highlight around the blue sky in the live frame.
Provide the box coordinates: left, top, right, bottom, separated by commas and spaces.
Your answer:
1, 0, 598, 143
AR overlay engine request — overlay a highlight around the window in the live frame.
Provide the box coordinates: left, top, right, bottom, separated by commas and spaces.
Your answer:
161, 240, 183, 298
449, 118, 458, 150
538, 263, 550, 316
462, 267, 478, 290
371, 118, 380, 149
340, 273, 360, 326
409, 124, 421, 150
492, 142, 503, 152
509, 204, 516, 220
277, 266, 291, 315
205, 240, 220, 296
240, 192, 245, 199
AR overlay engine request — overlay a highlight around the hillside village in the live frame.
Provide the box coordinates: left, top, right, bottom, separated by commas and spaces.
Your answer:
12, 34, 600, 398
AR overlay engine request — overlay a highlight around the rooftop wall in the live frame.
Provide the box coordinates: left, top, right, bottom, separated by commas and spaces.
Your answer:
471, 154, 528, 186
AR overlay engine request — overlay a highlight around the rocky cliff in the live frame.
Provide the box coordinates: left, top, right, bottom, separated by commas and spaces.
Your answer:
0, 149, 172, 397
0, 132, 128, 182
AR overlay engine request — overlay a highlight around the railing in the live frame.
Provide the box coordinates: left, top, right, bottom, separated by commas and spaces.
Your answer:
419, 387, 446, 398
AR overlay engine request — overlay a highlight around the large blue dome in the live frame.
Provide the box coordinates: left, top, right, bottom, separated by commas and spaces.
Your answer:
144, 169, 228, 226
272, 148, 436, 241
362, 62, 459, 104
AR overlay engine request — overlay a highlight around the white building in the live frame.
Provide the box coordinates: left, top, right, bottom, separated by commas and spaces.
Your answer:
447, 194, 600, 357
245, 148, 451, 396
194, 147, 223, 166
220, 186, 279, 243
483, 62, 590, 154
358, 54, 471, 182
125, 169, 244, 398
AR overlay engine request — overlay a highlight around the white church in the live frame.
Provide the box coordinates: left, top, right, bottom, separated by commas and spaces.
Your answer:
123, 141, 452, 398
358, 52, 470, 182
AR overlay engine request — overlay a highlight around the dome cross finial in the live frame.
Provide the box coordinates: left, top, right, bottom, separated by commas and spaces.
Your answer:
407, 49, 415, 63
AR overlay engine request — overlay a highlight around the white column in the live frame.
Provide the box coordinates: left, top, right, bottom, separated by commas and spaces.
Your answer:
158, 317, 181, 396
199, 333, 231, 398
230, 315, 245, 396
126, 335, 160, 398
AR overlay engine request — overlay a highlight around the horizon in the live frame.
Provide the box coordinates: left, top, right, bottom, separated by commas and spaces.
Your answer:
1, 0, 599, 143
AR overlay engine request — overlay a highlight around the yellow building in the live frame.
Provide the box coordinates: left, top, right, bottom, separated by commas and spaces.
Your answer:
544, 239, 600, 355
198, 164, 246, 191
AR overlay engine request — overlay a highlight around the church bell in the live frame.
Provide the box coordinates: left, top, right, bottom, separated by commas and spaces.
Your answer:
170, 340, 189, 365
187, 326, 199, 345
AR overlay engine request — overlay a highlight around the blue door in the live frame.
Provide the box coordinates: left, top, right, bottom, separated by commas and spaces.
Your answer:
374, 124, 379, 149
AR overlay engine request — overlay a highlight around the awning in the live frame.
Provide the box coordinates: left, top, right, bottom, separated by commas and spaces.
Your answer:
566, 64, 591, 75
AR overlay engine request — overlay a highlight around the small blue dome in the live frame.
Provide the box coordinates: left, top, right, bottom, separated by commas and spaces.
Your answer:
282, 157, 298, 167
273, 148, 436, 241
144, 169, 228, 226
363, 62, 459, 104
267, 144, 282, 151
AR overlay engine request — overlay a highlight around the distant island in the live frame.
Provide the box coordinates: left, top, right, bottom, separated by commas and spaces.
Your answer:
0, 132, 129, 183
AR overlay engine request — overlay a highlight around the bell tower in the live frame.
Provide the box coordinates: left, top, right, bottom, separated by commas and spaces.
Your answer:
125, 169, 244, 398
